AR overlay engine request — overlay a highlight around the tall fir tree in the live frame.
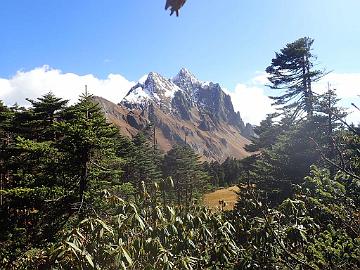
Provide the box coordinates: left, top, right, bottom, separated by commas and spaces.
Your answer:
0, 101, 13, 207
266, 37, 325, 118
246, 118, 326, 206
0, 94, 72, 263
120, 132, 162, 197
163, 145, 209, 205
245, 113, 283, 152
315, 86, 347, 158
55, 91, 118, 208
25, 92, 68, 141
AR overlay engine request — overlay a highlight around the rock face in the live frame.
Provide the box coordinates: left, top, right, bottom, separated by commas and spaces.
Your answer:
95, 68, 254, 162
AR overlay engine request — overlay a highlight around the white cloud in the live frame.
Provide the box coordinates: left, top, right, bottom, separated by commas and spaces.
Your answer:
250, 72, 269, 85
228, 83, 274, 126
315, 73, 360, 98
343, 101, 360, 125
0, 65, 135, 106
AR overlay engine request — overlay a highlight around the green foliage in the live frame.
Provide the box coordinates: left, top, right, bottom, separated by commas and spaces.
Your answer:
0, 93, 216, 269
163, 145, 209, 205
55, 92, 119, 205
121, 132, 162, 193
203, 157, 244, 187
244, 119, 324, 206
0, 92, 123, 266
245, 113, 283, 152
9, 183, 239, 270
232, 37, 360, 269
233, 166, 360, 269
306, 225, 360, 268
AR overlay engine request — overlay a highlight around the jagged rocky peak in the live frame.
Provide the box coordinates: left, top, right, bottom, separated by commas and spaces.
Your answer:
195, 84, 245, 130
145, 72, 176, 94
172, 68, 201, 91
122, 71, 181, 110
120, 68, 253, 138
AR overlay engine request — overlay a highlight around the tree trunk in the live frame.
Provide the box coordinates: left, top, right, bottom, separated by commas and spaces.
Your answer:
79, 154, 89, 206
327, 89, 335, 176
303, 53, 313, 118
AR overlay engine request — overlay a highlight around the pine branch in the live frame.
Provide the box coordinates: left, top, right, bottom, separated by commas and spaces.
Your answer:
90, 161, 113, 172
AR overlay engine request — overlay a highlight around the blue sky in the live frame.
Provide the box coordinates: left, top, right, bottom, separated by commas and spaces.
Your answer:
1, 0, 359, 124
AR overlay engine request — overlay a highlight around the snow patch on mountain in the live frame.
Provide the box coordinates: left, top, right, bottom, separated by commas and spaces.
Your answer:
173, 68, 200, 87
124, 86, 151, 104
122, 71, 182, 110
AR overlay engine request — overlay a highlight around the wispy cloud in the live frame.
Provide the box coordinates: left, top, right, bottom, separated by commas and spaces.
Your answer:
314, 73, 360, 98
0, 65, 135, 106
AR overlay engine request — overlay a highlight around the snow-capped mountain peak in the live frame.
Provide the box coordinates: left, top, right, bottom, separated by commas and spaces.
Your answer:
173, 68, 198, 82
145, 72, 179, 98
172, 68, 201, 91
121, 68, 249, 131
122, 71, 181, 110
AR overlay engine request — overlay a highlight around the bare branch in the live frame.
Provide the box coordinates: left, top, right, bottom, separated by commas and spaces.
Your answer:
90, 161, 113, 172
310, 137, 360, 181
351, 103, 360, 112
333, 111, 360, 136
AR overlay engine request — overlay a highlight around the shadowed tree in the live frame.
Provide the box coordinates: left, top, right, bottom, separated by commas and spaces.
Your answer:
163, 145, 209, 205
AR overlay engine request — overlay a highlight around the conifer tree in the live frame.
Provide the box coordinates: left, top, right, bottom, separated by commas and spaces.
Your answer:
121, 132, 162, 196
247, 119, 325, 206
315, 86, 347, 160
266, 37, 325, 118
163, 145, 209, 205
0, 94, 71, 262
0, 101, 11, 139
203, 161, 225, 187
5, 94, 69, 194
222, 157, 243, 185
56, 91, 118, 207
26, 92, 68, 141
245, 113, 283, 152
9, 104, 34, 139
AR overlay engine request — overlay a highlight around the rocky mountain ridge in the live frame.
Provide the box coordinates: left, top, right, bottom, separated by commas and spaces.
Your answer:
95, 68, 255, 161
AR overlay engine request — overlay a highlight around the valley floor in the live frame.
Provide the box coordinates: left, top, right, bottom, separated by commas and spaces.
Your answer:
203, 185, 239, 211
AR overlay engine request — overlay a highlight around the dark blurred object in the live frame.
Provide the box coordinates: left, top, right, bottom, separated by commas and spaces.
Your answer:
165, 0, 187, 17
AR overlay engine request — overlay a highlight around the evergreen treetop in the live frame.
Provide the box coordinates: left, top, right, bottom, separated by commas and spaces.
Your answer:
266, 37, 326, 118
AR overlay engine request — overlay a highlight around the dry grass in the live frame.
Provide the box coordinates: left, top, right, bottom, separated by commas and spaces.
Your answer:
203, 186, 240, 211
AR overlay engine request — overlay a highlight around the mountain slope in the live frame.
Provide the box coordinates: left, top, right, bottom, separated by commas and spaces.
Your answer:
95, 68, 254, 161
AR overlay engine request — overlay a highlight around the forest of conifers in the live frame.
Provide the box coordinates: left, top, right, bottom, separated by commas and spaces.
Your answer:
0, 38, 359, 269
